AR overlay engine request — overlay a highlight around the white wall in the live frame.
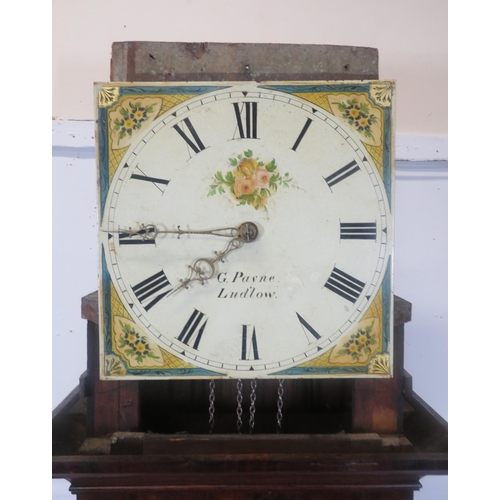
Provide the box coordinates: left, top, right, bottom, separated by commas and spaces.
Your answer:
52, 0, 447, 136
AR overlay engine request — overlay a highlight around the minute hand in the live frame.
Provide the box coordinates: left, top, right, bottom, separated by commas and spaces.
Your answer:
110, 222, 257, 242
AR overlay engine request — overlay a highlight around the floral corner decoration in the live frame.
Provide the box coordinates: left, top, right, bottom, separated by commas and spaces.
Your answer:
336, 320, 377, 362
113, 100, 158, 144
209, 150, 293, 211
333, 98, 378, 142
117, 320, 160, 364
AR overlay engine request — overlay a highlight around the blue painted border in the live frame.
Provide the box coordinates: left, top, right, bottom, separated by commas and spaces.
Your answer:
383, 106, 393, 207
101, 246, 112, 355
120, 367, 225, 377
382, 256, 392, 351
119, 85, 230, 96
97, 106, 110, 221
259, 83, 372, 94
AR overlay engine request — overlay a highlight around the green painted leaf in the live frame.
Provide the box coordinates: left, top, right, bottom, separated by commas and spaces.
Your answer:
266, 159, 277, 172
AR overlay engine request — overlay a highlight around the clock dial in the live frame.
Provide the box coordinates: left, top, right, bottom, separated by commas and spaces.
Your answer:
96, 81, 394, 379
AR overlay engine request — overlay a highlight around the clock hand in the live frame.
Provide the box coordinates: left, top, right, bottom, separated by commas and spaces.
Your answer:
109, 222, 258, 242
172, 222, 259, 293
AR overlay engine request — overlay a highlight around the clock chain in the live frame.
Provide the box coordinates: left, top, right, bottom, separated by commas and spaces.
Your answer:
236, 379, 244, 433
276, 379, 285, 433
209, 379, 284, 433
208, 379, 216, 433
249, 380, 257, 433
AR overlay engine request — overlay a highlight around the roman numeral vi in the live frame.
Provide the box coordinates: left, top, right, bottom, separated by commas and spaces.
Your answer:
241, 325, 259, 360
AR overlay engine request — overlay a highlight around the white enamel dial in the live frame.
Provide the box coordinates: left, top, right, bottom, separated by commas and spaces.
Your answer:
99, 83, 392, 378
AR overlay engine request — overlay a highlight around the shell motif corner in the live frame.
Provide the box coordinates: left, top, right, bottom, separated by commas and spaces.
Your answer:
98, 86, 120, 108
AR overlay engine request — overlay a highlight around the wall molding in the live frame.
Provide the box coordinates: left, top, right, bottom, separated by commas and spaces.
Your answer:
395, 135, 447, 162
52, 120, 448, 163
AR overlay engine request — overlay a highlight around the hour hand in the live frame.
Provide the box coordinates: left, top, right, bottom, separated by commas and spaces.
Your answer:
172, 239, 243, 293
173, 222, 259, 293
161, 222, 259, 242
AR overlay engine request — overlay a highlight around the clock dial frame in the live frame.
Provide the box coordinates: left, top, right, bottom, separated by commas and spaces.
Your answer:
96, 81, 395, 380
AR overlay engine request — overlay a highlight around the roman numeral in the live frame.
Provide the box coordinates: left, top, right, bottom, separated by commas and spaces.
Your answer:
340, 222, 377, 240
233, 102, 258, 139
173, 118, 206, 155
324, 160, 360, 188
131, 270, 172, 311
131, 174, 170, 185
118, 226, 156, 245
177, 309, 207, 350
296, 313, 322, 343
324, 267, 365, 303
291, 117, 313, 151
130, 165, 169, 194
241, 325, 259, 360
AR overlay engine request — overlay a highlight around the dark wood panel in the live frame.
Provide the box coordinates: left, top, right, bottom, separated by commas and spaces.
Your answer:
76, 491, 416, 500
86, 320, 139, 436
352, 324, 406, 433
110, 42, 379, 82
